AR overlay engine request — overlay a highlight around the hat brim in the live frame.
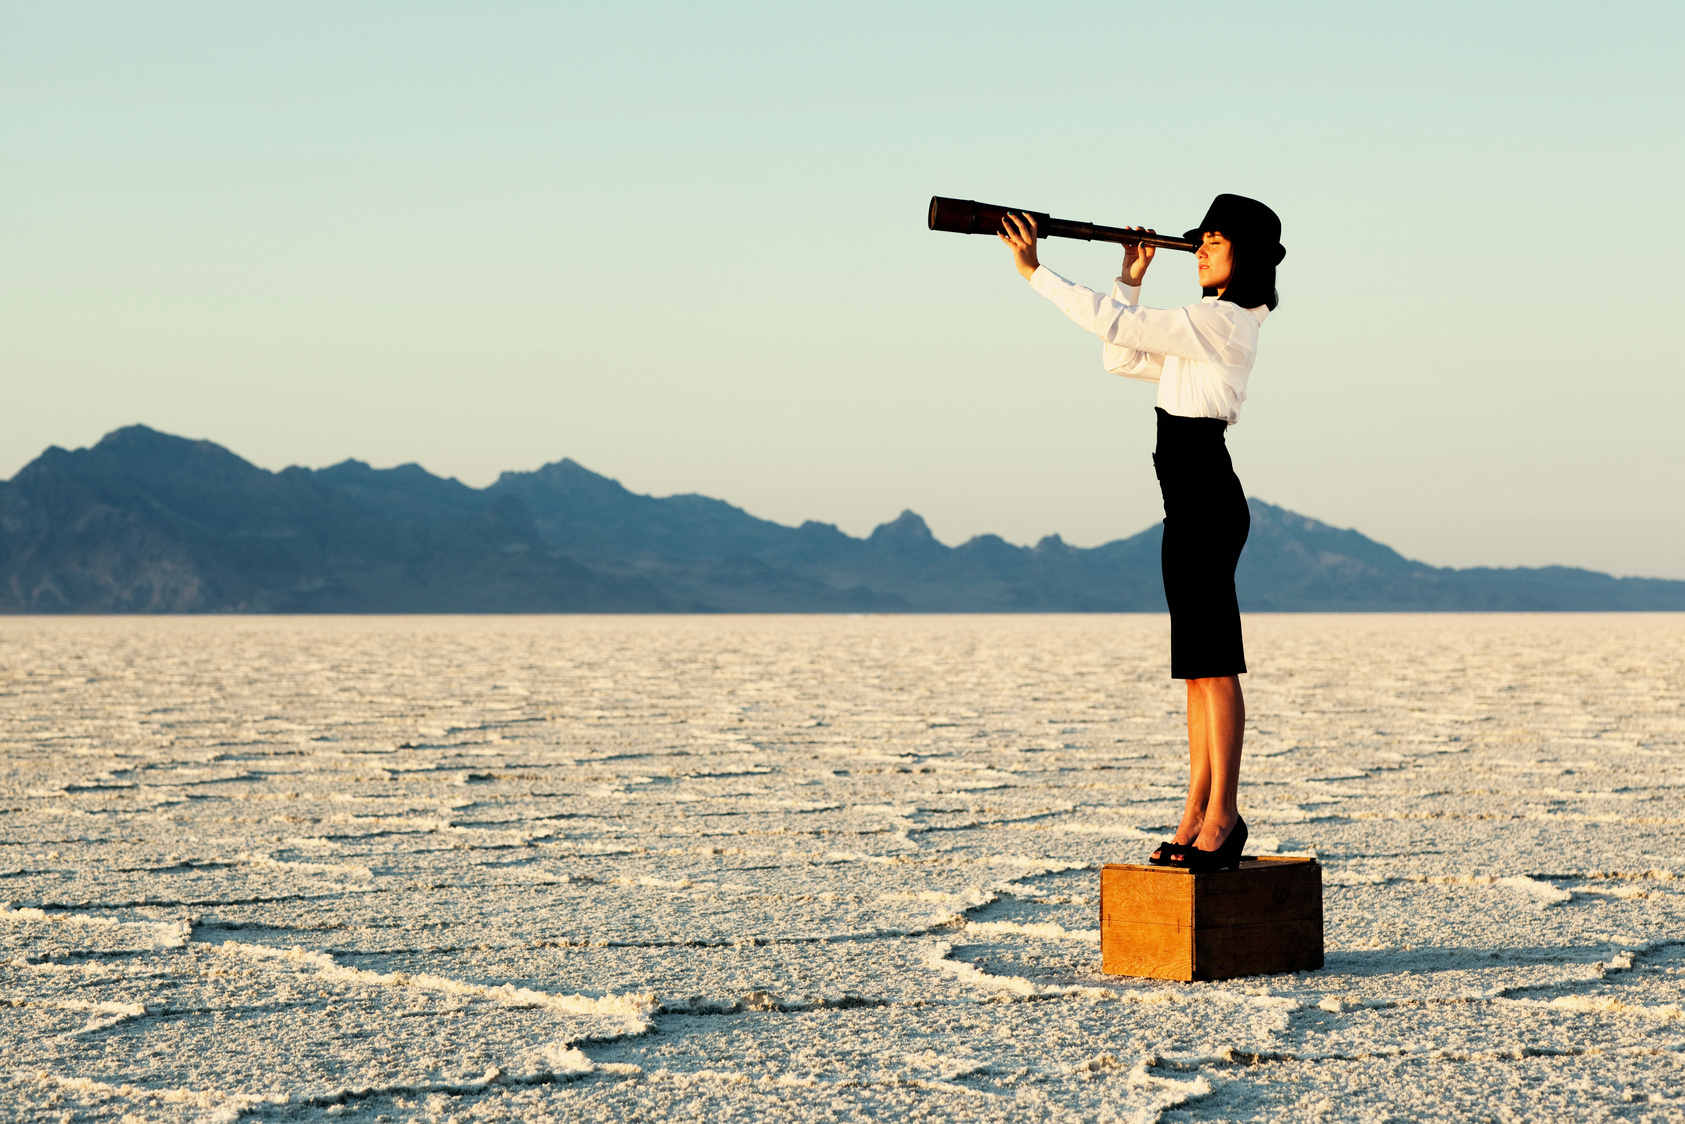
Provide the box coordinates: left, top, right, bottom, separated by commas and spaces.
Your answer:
1183, 228, 1286, 264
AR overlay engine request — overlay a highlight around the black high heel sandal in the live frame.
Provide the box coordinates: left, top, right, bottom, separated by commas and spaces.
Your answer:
1148, 820, 1202, 866
1147, 838, 1189, 866
1169, 817, 1249, 873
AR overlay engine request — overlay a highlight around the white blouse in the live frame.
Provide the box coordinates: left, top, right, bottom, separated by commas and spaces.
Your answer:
1028, 266, 1269, 425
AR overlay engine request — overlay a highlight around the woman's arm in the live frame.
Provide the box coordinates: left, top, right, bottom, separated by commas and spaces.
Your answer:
1001, 214, 1157, 286
1003, 212, 1248, 364
1029, 270, 1253, 364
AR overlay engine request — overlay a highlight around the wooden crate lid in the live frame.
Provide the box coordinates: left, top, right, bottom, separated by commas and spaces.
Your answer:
1103, 856, 1319, 875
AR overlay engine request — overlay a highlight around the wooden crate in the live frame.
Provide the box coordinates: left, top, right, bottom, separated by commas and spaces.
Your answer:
1100, 857, 1323, 981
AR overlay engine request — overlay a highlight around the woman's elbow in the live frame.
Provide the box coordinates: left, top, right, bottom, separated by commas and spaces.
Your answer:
1105, 359, 1159, 383
1103, 348, 1147, 373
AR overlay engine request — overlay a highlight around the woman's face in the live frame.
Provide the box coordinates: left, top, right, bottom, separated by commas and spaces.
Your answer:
1195, 232, 1233, 291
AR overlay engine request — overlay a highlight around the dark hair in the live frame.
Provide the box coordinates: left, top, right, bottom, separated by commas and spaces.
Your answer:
1201, 237, 1279, 311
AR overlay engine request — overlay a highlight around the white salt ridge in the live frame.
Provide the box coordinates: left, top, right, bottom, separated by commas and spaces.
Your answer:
1124, 1061, 1215, 1124
23, 1073, 285, 1124
216, 941, 657, 1031
6, 997, 151, 1037
1537, 994, 1683, 1020
1325, 871, 1389, 886
1060, 822, 1157, 839
234, 852, 374, 880
879, 888, 994, 907
1, 902, 190, 950
1331, 873, 1580, 905
981, 856, 1092, 874
1323, 872, 1580, 904
1493, 874, 1575, 904
924, 940, 1054, 997
1247, 804, 1321, 824
1317, 996, 1395, 1013
963, 919, 1100, 943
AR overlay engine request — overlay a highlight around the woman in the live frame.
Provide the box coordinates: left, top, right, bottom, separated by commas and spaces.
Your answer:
998, 194, 1284, 872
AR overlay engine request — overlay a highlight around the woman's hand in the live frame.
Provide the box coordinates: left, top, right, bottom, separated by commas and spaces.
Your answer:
1121, 227, 1155, 287
999, 212, 1040, 281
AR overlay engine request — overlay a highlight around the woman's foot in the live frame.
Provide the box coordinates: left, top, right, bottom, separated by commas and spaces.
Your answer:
1147, 838, 1186, 865
1149, 811, 1204, 865
1164, 811, 1247, 870
1191, 810, 1241, 853
1184, 816, 1248, 872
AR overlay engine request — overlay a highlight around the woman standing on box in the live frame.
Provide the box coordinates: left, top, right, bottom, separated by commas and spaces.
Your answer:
998, 194, 1284, 873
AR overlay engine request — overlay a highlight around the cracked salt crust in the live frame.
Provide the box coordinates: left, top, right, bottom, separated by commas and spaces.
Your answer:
0, 612, 1682, 1122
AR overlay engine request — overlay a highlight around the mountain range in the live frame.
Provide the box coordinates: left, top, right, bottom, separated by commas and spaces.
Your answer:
1, 425, 1679, 613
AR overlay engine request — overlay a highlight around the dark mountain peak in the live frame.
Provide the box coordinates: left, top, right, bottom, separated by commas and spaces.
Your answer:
7, 426, 292, 527
73, 424, 265, 483
1034, 533, 1073, 556
311, 458, 487, 518
953, 534, 1027, 571
96, 423, 174, 448
13, 444, 73, 477
1250, 497, 1335, 533
315, 458, 468, 489
870, 510, 936, 543
1245, 497, 1419, 571
865, 510, 948, 568
0, 426, 677, 613
316, 459, 446, 486
494, 458, 634, 506
92, 423, 250, 466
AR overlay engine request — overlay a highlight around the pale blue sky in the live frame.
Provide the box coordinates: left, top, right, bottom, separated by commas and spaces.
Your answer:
4, 1, 1681, 577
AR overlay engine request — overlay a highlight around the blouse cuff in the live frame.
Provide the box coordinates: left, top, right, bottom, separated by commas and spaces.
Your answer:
1028, 264, 1068, 298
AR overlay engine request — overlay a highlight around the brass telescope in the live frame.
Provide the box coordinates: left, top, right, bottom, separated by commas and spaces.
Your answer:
928, 195, 1196, 252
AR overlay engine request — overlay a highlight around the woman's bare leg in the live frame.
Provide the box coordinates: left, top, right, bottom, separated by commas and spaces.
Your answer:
1187, 675, 1245, 850
1173, 687, 1212, 845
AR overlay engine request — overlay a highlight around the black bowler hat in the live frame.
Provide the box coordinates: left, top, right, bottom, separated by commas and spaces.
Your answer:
1184, 194, 1286, 265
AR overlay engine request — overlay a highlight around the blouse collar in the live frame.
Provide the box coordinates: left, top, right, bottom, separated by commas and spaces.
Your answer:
1203, 294, 1271, 325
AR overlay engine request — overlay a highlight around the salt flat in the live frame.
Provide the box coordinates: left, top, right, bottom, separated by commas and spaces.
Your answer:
2, 614, 1682, 1123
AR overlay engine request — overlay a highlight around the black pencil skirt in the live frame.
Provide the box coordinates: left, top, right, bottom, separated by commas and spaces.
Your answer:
1152, 407, 1249, 680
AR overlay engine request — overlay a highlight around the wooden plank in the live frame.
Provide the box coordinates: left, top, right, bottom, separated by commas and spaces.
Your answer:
1101, 917, 1191, 943
1193, 859, 1322, 928
1101, 864, 1194, 928
1192, 918, 1325, 981
1101, 919, 1192, 981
